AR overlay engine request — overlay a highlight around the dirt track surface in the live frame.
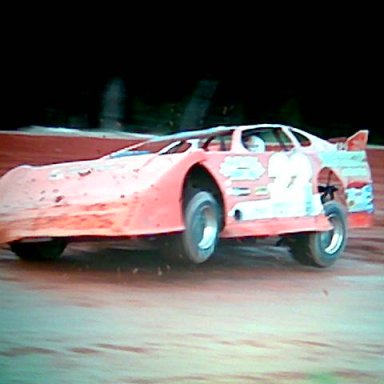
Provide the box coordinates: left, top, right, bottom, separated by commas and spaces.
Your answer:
0, 146, 383, 383
1, 240, 384, 384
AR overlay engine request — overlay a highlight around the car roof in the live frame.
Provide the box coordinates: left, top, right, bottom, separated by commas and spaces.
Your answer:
148, 124, 295, 143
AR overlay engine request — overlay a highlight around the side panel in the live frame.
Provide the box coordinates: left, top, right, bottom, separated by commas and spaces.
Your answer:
317, 150, 374, 228
0, 151, 206, 244
202, 150, 331, 238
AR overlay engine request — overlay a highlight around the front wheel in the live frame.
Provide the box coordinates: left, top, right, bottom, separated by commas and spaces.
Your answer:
289, 201, 348, 268
161, 191, 220, 264
10, 239, 67, 261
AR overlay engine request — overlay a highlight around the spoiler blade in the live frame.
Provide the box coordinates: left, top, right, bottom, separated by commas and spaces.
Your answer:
345, 130, 369, 151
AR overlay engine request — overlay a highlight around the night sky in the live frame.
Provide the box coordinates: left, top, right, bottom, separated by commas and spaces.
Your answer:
1, 21, 381, 143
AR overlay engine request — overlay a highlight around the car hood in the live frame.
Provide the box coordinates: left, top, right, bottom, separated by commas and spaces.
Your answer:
0, 153, 163, 212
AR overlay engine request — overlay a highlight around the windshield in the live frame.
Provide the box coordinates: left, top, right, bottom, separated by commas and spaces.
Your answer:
106, 139, 193, 159
106, 131, 233, 159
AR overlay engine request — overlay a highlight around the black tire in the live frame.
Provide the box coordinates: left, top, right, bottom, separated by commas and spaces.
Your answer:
10, 239, 67, 261
161, 191, 220, 264
289, 201, 348, 268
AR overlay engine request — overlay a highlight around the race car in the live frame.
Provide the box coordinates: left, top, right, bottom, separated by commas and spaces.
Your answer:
0, 124, 374, 267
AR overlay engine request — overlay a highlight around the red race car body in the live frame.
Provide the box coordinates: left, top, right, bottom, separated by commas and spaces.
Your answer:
0, 124, 374, 267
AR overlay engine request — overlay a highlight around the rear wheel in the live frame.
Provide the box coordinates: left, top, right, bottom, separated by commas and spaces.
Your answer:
289, 201, 347, 267
10, 239, 67, 261
161, 191, 220, 264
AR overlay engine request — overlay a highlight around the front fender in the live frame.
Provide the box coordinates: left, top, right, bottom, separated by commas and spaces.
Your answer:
130, 151, 208, 234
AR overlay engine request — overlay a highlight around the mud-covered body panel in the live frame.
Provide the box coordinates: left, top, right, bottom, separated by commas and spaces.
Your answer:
0, 125, 374, 244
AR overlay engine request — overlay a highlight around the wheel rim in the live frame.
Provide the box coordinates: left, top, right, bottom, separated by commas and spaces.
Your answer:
321, 213, 344, 255
192, 204, 218, 250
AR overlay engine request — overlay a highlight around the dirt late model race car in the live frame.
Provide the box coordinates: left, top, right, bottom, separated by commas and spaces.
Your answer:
0, 124, 374, 267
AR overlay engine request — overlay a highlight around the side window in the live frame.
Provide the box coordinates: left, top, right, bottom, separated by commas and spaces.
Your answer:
203, 134, 232, 151
159, 141, 192, 154
205, 137, 224, 151
242, 134, 266, 153
291, 131, 312, 147
243, 129, 294, 152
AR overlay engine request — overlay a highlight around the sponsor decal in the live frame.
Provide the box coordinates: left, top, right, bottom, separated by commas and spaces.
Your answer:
254, 186, 269, 196
319, 151, 370, 177
341, 167, 370, 177
229, 193, 323, 221
228, 152, 321, 220
220, 156, 265, 180
226, 187, 251, 196
345, 184, 374, 213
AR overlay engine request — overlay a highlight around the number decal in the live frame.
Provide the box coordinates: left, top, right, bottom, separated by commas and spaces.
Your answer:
268, 152, 315, 216
268, 152, 312, 194
229, 152, 323, 220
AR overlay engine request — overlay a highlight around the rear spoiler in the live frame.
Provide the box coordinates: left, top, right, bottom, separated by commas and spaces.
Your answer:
328, 130, 369, 151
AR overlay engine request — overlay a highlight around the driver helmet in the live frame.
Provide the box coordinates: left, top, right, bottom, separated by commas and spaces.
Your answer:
245, 135, 266, 153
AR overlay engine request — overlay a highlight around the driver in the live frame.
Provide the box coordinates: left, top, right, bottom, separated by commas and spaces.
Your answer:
244, 135, 266, 153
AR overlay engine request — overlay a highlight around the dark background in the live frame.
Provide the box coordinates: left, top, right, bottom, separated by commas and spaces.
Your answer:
1, 16, 381, 143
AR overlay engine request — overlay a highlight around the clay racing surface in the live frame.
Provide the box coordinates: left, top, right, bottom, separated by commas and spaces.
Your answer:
0, 148, 383, 383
